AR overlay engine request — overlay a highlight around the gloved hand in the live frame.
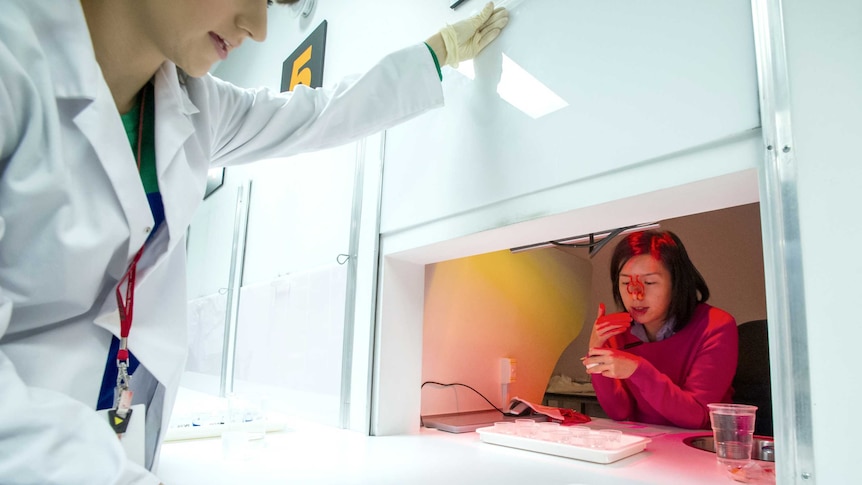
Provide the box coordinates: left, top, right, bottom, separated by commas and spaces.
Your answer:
439, 2, 509, 68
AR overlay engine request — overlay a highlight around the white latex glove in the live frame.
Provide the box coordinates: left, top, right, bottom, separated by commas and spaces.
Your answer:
439, 2, 509, 68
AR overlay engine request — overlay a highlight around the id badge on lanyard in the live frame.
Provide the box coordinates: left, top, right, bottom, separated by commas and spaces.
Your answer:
94, 245, 147, 466
111, 246, 143, 430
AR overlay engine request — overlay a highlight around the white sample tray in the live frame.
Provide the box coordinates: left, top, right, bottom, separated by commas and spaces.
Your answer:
165, 417, 286, 441
476, 426, 651, 464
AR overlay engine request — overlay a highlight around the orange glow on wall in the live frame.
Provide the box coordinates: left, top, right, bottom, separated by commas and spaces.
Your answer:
421, 248, 592, 415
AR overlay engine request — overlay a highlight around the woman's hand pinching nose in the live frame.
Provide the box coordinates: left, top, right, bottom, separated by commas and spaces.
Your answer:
589, 303, 633, 348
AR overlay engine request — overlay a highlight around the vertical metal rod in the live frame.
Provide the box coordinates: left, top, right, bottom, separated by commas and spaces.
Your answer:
220, 180, 253, 398
367, 132, 387, 435
339, 140, 366, 428
750, 0, 815, 482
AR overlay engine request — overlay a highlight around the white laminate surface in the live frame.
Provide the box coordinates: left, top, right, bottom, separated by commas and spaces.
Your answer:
157, 417, 746, 484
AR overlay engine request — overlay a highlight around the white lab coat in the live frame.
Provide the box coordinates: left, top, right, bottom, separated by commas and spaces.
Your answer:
0, 1, 443, 483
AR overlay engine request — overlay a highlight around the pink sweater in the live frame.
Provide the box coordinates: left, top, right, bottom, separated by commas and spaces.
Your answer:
591, 303, 738, 429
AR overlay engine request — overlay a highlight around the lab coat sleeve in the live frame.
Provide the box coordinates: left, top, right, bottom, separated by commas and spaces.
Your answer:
0, 240, 158, 480
0, 348, 160, 484
197, 43, 444, 166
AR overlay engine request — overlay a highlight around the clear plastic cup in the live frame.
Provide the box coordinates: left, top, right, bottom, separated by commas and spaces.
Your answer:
707, 403, 758, 473
548, 427, 570, 443
221, 430, 254, 460
567, 425, 591, 446
587, 430, 609, 449
536, 421, 560, 440
598, 429, 623, 448
492, 421, 516, 434
514, 418, 538, 437
222, 393, 268, 460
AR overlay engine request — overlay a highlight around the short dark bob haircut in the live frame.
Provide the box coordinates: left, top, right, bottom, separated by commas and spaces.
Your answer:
609, 230, 709, 332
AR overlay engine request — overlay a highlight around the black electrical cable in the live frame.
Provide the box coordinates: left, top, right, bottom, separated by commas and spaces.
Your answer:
420, 381, 507, 414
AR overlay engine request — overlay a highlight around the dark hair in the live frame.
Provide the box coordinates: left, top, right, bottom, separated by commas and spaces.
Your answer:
609, 230, 709, 332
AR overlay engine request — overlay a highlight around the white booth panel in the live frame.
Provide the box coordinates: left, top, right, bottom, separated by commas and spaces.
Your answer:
382, 0, 759, 234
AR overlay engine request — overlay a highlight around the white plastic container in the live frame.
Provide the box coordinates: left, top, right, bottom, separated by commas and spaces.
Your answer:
476, 425, 651, 464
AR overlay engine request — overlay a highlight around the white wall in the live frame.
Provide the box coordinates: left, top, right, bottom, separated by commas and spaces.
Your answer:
232, 265, 348, 426
382, 0, 759, 235
783, 0, 862, 482
198, 0, 436, 294
186, 148, 357, 298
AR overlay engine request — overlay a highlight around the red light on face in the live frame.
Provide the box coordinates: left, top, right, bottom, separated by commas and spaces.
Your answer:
626, 275, 644, 299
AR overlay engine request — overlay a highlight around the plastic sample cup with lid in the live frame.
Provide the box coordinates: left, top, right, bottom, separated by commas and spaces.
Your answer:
707, 403, 758, 472
535, 421, 561, 440
514, 418, 538, 437
493, 421, 516, 434
598, 429, 622, 447
567, 425, 591, 446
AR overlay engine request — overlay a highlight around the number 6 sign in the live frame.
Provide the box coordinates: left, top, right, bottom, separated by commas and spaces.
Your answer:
281, 20, 328, 92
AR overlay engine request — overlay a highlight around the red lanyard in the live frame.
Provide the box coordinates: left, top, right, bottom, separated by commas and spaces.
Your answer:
115, 247, 144, 364
114, 85, 148, 391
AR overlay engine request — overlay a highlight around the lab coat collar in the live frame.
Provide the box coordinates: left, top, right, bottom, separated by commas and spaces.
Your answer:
43, 1, 101, 102
152, 63, 203, 253
43, 1, 204, 257
41, 1, 153, 263
154, 64, 200, 120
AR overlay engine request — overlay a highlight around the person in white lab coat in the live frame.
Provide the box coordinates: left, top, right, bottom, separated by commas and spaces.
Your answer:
0, 0, 508, 483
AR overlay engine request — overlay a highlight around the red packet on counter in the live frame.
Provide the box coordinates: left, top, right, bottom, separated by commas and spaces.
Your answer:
505, 396, 591, 425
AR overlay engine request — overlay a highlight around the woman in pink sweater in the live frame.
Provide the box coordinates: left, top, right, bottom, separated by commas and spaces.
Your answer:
583, 230, 738, 429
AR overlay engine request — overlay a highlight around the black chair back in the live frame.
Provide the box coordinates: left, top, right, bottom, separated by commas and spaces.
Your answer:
732, 319, 773, 437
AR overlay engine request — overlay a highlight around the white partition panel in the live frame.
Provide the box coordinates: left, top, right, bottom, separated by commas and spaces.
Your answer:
232, 266, 348, 426
382, 0, 759, 234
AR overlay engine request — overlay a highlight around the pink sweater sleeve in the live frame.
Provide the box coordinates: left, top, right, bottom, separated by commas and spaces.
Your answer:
591, 371, 635, 422
593, 307, 738, 429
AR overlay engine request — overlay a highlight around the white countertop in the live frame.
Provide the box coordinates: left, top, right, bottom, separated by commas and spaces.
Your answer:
156, 417, 757, 484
